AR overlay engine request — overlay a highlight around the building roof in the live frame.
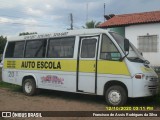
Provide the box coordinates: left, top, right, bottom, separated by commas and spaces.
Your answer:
99, 11, 160, 28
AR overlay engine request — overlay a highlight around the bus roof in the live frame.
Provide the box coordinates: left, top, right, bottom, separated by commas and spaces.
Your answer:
7, 28, 109, 41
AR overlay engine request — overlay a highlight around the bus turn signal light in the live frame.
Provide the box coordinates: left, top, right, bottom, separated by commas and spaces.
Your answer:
135, 74, 144, 79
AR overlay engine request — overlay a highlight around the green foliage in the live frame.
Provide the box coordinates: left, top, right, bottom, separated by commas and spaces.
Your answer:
83, 20, 101, 29
19, 32, 37, 36
0, 36, 7, 54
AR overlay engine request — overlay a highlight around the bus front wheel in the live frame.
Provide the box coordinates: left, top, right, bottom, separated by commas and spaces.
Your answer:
23, 79, 36, 96
105, 85, 127, 106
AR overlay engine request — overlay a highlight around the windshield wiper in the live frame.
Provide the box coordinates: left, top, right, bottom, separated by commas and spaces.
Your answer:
129, 57, 144, 63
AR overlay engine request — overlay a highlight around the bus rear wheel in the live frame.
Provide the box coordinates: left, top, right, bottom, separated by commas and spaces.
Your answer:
105, 85, 127, 106
23, 79, 36, 96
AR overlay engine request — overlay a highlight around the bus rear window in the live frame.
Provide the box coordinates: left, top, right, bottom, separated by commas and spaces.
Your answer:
5, 41, 25, 58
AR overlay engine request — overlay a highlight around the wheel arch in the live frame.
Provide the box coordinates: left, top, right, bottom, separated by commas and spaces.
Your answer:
103, 80, 128, 97
22, 74, 38, 87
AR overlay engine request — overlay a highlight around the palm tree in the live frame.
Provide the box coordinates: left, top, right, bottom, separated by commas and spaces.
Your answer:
83, 20, 101, 29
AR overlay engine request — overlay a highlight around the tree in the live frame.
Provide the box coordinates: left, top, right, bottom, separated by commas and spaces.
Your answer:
83, 20, 101, 29
19, 32, 37, 36
0, 36, 7, 54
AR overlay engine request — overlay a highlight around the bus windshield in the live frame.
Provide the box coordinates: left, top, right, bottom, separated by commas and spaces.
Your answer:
109, 32, 146, 63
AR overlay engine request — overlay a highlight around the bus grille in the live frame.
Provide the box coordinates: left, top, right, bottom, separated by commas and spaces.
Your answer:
148, 85, 159, 94
149, 77, 158, 82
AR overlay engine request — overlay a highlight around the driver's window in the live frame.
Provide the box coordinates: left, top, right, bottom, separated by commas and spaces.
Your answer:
100, 34, 121, 61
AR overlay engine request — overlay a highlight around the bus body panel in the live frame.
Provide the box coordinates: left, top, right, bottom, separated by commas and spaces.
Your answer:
1, 29, 159, 103
3, 59, 78, 92
97, 74, 132, 96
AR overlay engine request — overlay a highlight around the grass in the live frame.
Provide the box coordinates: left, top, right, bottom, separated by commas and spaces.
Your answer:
0, 81, 20, 90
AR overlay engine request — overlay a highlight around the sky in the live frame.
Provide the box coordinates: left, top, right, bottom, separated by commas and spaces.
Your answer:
0, 0, 160, 37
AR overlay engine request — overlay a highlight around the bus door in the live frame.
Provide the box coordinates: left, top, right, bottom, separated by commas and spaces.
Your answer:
77, 36, 99, 93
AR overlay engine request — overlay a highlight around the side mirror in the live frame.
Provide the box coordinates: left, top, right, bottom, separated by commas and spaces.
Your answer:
124, 38, 129, 51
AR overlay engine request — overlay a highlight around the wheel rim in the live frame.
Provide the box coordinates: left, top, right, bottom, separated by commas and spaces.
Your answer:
25, 81, 32, 93
108, 90, 121, 105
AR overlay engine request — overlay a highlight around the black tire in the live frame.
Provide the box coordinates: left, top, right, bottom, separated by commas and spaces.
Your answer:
22, 79, 36, 96
105, 85, 127, 106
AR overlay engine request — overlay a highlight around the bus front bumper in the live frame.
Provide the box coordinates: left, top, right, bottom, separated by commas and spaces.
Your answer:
132, 76, 159, 98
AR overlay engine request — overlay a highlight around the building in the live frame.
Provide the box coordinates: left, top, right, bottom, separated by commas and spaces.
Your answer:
99, 11, 160, 70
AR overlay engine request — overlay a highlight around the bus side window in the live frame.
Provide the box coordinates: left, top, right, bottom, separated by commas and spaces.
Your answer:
100, 34, 121, 61
25, 39, 47, 58
81, 39, 97, 58
48, 37, 75, 58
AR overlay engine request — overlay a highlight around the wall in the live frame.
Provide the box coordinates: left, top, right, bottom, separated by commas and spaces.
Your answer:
125, 23, 160, 67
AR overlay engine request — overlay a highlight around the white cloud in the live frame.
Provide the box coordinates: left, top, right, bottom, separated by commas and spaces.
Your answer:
26, 7, 44, 16
0, 17, 10, 22
0, 17, 38, 25
20, 18, 38, 25
51, 15, 63, 20
45, 4, 52, 10
0, 0, 20, 8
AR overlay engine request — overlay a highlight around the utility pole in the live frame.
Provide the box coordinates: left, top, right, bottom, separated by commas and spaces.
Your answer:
104, 3, 105, 22
70, 13, 73, 30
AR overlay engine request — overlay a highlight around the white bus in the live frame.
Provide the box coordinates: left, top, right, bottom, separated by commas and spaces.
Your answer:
0, 29, 159, 106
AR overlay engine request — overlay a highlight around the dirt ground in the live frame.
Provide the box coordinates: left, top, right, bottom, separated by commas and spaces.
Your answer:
0, 87, 160, 120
